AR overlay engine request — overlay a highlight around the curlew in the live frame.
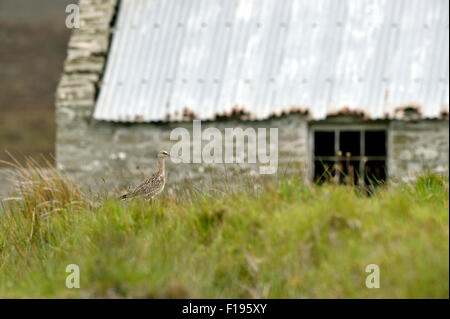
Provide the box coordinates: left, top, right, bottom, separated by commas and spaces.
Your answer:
119, 150, 170, 202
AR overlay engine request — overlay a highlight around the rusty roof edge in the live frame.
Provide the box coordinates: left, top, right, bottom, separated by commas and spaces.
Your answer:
94, 105, 449, 124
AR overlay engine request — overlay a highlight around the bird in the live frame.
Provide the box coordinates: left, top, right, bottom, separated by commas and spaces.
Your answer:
119, 150, 171, 202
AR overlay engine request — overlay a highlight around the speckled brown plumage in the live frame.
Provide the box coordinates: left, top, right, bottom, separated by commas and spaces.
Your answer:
120, 150, 170, 201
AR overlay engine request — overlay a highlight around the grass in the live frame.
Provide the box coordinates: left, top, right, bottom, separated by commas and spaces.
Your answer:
0, 159, 448, 298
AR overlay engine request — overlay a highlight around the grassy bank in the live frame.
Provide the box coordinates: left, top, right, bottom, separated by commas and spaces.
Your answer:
0, 163, 448, 298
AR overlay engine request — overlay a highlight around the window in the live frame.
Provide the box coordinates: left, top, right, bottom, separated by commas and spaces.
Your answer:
311, 127, 387, 186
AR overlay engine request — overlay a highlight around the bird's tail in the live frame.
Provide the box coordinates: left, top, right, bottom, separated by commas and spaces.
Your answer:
119, 193, 127, 200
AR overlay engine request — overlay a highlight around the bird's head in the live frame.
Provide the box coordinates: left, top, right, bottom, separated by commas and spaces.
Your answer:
158, 150, 170, 159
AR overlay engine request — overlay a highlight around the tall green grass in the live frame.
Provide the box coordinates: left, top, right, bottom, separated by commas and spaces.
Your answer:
0, 158, 448, 298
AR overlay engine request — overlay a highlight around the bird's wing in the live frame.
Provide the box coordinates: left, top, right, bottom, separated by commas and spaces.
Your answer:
129, 171, 161, 197
128, 180, 150, 197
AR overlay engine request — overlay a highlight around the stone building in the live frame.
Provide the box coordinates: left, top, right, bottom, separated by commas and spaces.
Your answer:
56, 0, 449, 191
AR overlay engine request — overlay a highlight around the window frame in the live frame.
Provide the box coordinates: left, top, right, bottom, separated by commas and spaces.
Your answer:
308, 123, 389, 183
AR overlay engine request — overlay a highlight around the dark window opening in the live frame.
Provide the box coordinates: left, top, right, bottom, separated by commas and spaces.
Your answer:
365, 131, 386, 156
314, 131, 335, 156
364, 160, 387, 186
314, 160, 334, 184
340, 131, 360, 156
313, 128, 387, 186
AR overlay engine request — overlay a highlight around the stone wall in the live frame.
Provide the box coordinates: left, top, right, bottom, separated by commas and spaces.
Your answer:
55, 0, 119, 159
55, 115, 450, 193
55, 0, 117, 192
388, 120, 449, 181
56, 115, 309, 194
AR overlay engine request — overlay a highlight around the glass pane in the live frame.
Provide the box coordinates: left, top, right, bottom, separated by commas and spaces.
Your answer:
314, 160, 334, 184
365, 131, 386, 156
341, 159, 360, 185
339, 131, 360, 156
314, 131, 335, 156
364, 160, 386, 185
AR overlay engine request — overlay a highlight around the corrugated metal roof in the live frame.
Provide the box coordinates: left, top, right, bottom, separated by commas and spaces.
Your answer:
93, 0, 449, 122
